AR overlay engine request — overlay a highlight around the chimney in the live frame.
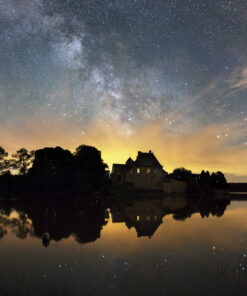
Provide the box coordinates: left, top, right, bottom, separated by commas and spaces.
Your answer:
149, 150, 152, 153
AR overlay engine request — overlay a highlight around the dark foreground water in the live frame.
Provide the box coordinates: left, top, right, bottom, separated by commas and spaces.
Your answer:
0, 194, 247, 296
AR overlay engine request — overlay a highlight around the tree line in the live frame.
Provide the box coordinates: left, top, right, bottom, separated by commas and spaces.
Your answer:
0, 145, 108, 195
168, 167, 228, 190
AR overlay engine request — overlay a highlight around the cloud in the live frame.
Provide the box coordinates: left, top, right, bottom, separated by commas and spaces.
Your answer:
225, 173, 247, 183
231, 67, 247, 90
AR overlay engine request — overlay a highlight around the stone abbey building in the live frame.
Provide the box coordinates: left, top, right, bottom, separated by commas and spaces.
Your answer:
110, 151, 167, 191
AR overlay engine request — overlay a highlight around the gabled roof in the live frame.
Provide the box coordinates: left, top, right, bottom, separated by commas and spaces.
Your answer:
133, 151, 162, 168
111, 150, 163, 171
135, 222, 162, 238
112, 164, 127, 173
113, 164, 126, 168
125, 219, 162, 238
126, 157, 134, 166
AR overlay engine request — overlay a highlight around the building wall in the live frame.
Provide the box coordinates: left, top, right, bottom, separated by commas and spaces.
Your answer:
125, 199, 163, 222
126, 166, 164, 190
162, 195, 187, 210
163, 179, 187, 194
110, 171, 126, 184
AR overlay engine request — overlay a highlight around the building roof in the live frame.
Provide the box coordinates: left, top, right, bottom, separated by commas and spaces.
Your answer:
133, 151, 162, 168
126, 157, 134, 166
112, 164, 127, 173
111, 150, 163, 173
125, 220, 162, 238
135, 222, 162, 238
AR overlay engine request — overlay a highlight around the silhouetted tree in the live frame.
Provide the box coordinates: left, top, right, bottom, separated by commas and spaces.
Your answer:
199, 170, 206, 184
210, 171, 227, 189
210, 172, 216, 187
28, 147, 73, 192
171, 167, 193, 182
30, 147, 72, 177
215, 171, 227, 185
72, 145, 108, 192
0, 147, 7, 160
0, 147, 8, 173
10, 148, 34, 175
205, 171, 210, 183
199, 170, 211, 185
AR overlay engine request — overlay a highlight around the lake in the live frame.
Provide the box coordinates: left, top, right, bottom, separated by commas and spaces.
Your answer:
0, 194, 247, 296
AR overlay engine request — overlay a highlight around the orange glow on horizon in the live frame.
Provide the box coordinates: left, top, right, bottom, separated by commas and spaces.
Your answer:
1, 116, 247, 181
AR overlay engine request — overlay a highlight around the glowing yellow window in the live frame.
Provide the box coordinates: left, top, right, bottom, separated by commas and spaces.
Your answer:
137, 168, 140, 174
137, 216, 140, 221
147, 168, 151, 174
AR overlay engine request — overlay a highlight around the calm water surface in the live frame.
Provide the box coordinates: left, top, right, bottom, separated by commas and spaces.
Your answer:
0, 195, 247, 296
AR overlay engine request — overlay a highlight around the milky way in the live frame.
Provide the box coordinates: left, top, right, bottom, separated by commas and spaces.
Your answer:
0, 0, 247, 180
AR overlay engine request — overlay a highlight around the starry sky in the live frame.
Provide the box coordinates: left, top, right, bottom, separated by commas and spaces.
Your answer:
0, 0, 247, 181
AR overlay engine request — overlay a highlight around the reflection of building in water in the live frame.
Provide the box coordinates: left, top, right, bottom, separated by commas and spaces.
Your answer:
110, 196, 230, 238
111, 197, 186, 238
125, 199, 163, 238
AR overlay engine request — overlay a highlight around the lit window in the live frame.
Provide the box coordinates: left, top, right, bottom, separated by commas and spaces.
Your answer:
137, 168, 140, 174
147, 168, 151, 174
137, 216, 140, 221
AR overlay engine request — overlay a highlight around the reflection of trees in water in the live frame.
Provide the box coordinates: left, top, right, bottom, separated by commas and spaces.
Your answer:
0, 196, 230, 244
173, 199, 230, 221
0, 225, 7, 238
11, 212, 34, 239
22, 199, 109, 246
0, 210, 34, 239
73, 207, 109, 244
0, 198, 109, 247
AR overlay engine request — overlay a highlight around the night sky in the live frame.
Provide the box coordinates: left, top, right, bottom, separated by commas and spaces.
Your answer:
0, 0, 247, 180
